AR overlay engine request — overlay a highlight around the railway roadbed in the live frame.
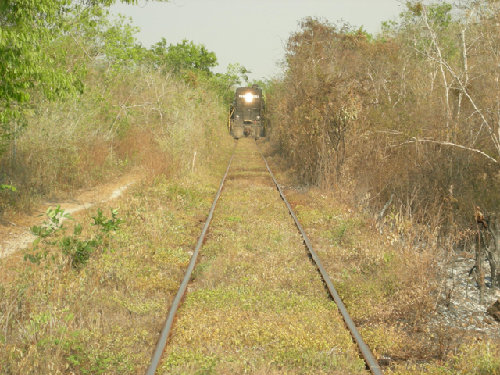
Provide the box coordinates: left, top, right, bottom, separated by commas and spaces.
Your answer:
4, 138, 496, 374
156, 139, 367, 374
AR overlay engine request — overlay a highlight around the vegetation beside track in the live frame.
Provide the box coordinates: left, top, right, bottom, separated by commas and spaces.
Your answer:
0, 152, 233, 373
265, 1, 500, 372
1, 4, 241, 372
267, 2, 500, 227
265, 152, 500, 374
0, 0, 246, 214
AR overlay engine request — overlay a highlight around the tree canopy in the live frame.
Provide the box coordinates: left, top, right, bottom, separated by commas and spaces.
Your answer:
150, 38, 218, 74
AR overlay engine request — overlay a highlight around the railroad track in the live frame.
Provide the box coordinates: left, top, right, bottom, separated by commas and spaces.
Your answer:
146, 139, 382, 375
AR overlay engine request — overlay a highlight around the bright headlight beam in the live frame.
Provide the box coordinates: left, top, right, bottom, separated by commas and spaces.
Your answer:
244, 92, 254, 103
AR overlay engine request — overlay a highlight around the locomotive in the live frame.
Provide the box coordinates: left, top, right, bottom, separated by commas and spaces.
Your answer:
229, 85, 265, 139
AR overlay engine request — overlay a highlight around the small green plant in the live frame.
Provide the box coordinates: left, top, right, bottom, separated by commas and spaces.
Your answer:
25, 206, 72, 263
61, 209, 122, 268
0, 184, 16, 192
46, 205, 72, 228
30, 205, 72, 238
60, 224, 100, 269
92, 208, 122, 233
23, 249, 47, 264
26, 207, 122, 268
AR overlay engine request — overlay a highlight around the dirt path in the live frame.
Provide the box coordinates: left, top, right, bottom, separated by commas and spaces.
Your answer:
0, 171, 143, 259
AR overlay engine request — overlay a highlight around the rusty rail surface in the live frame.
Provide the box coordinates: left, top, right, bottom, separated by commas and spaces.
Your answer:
258, 146, 383, 375
145, 144, 236, 375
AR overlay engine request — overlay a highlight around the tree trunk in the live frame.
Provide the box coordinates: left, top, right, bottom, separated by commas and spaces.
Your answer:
476, 226, 485, 303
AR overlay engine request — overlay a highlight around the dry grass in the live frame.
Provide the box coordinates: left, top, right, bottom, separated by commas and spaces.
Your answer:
263, 142, 500, 374
0, 154, 232, 373
1, 131, 497, 373
0, 66, 228, 214
0, 139, 365, 374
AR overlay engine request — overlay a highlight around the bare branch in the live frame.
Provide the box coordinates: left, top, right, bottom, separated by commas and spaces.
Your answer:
416, 4, 500, 158
395, 137, 498, 164
422, 7, 452, 133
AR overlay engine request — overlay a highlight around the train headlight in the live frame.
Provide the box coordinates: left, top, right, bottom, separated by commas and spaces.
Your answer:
244, 92, 254, 103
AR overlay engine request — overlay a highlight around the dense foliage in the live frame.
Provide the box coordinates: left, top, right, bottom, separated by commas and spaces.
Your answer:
268, 1, 500, 230
0, 0, 246, 200
0, 0, 243, 159
1, 0, 75, 151
151, 38, 217, 74
149, 38, 249, 103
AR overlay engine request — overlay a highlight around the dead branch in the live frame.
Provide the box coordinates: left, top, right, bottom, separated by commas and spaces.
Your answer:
394, 137, 498, 164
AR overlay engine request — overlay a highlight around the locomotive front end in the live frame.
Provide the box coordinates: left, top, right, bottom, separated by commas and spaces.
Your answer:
229, 86, 265, 139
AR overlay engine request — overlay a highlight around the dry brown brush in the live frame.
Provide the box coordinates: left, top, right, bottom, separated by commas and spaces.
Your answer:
268, 4, 500, 267
0, 65, 230, 212
267, 4, 500, 371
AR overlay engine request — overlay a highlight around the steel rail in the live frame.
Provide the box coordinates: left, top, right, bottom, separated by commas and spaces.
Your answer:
258, 147, 383, 375
145, 144, 237, 375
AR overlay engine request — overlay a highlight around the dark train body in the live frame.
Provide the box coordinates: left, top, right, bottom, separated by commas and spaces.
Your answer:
229, 86, 265, 139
